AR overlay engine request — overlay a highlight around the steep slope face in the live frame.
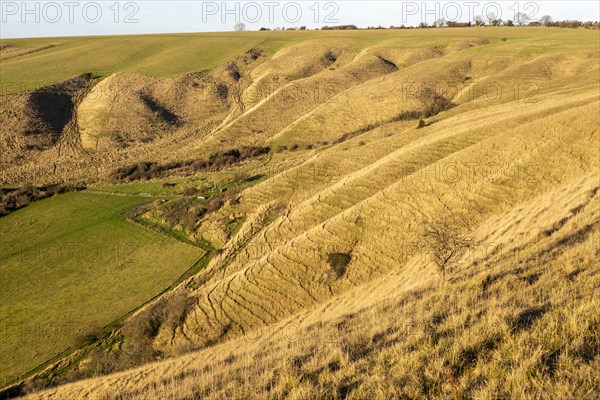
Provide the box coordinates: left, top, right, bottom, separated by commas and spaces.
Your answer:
77, 72, 217, 151
77, 48, 267, 152
0, 74, 93, 166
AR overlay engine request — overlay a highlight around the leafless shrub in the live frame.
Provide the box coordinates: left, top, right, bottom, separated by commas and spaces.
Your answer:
422, 212, 476, 281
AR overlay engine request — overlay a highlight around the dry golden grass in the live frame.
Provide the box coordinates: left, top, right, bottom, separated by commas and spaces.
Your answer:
25, 173, 600, 399
2, 28, 599, 398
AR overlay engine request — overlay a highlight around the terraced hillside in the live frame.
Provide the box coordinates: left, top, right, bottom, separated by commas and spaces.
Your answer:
0, 28, 599, 399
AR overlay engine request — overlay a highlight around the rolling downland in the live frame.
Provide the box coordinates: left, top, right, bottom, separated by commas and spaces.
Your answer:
0, 27, 598, 399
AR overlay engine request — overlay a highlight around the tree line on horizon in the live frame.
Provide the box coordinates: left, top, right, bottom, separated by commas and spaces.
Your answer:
237, 15, 599, 32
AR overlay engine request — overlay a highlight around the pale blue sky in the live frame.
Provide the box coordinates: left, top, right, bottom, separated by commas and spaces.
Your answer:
1, 1, 599, 38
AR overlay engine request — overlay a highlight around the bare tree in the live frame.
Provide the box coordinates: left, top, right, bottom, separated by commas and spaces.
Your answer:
474, 15, 485, 27
234, 22, 246, 32
540, 15, 552, 27
422, 211, 476, 281
229, 79, 248, 113
486, 11, 497, 24
515, 12, 530, 26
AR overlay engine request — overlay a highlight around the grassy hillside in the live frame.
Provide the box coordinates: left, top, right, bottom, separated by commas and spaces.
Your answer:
0, 27, 598, 399
0, 192, 203, 385
0, 28, 593, 93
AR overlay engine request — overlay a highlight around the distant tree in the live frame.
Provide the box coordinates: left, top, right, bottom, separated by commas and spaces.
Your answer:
434, 18, 446, 28
490, 19, 502, 27
234, 22, 246, 32
419, 22, 429, 29
474, 15, 485, 27
299, 26, 307, 30
506, 19, 514, 27
540, 15, 552, 27
515, 12, 530, 26
486, 11, 498, 24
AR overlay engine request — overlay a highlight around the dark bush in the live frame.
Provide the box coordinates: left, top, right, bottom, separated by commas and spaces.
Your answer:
74, 324, 101, 347
191, 159, 208, 171
246, 48, 263, 60
327, 252, 352, 278
324, 50, 338, 63
421, 96, 455, 118
112, 146, 270, 181
0, 183, 83, 217
182, 207, 208, 231
110, 162, 165, 182
205, 194, 227, 213
215, 83, 229, 99
183, 187, 199, 196
226, 62, 241, 81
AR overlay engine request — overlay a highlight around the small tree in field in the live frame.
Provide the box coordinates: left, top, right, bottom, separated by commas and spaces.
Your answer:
234, 22, 246, 32
422, 212, 476, 281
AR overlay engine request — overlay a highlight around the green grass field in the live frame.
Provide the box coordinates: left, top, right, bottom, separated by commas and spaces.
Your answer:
0, 191, 203, 385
